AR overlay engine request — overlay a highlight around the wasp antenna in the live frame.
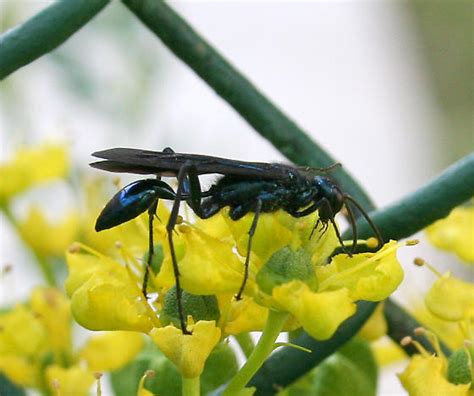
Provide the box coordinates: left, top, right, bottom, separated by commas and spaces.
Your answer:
330, 216, 351, 256
297, 162, 342, 174
344, 199, 358, 254
343, 195, 383, 249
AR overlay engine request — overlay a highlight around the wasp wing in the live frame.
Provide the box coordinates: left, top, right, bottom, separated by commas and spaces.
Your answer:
91, 148, 293, 179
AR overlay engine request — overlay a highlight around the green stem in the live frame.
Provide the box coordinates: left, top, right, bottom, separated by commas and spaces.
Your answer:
182, 376, 200, 396
342, 153, 474, 242
223, 311, 288, 396
0, 0, 110, 80
0, 203, 56, 286
384, 298, 451, 357
234, 333, 256, 359
248, 301, 376, 395
121, 0, 374, 211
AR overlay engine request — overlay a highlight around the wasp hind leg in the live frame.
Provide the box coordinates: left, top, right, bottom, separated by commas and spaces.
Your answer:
142, 199, 159, 299
235, 199, 262, 301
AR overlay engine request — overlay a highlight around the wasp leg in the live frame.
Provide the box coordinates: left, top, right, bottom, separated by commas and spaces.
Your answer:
235, 199, 262, 301
166, 161, 199, 335
319, 198, 351, 256
142, 199, 158, 299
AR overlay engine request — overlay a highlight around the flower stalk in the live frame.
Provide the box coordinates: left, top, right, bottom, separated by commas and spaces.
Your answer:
223, 310, 288, 396
182, 376, 200, 396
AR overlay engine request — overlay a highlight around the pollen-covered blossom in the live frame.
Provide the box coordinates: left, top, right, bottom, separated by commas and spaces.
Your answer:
0, 287, 143, 395
398, 263, 474, 396
426, 204, 474, 263
66, 202, 406, 383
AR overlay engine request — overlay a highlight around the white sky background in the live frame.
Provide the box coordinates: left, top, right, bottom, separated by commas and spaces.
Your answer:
0, 2, 466, 395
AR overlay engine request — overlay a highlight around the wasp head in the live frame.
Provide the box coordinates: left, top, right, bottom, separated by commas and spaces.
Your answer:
312, 176, 344, 221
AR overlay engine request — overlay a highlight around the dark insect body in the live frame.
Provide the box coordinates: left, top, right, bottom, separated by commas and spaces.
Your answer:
91, 147, 382, 333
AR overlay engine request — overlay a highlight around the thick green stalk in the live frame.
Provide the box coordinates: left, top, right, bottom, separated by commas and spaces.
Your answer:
342, 153, 474, 242
122, 0, 374, 210
384, 299, 451, 357
0, 0, 109, 80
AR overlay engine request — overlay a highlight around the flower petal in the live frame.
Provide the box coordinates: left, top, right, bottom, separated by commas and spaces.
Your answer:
66, 252, 153, 332
316, 241, 404, 301
30, 287, 71, 356
80, 331, 144, 372
0, 144, 69, 199
0, 305, 47, 357
0, 355, 39, 388
425, 272, 474, 322
426, 206, 474, 263
149, 321, 221, 378
45, 364, 95, 396
156, 227, 244, 295
18, 207, 79, 257
272, 281, 356, 340
223, 297, 269, 334
398, 355, 470, 396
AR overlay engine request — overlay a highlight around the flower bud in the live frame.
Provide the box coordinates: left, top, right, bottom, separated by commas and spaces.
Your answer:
256, 247, 317, 295
161, 287, 220, 327
447, 349, 472, 385
142, 244, 164, 275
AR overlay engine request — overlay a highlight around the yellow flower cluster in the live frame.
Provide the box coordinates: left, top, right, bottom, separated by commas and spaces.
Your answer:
398, 267, 474, 395
65, 204, 405, 380
0, 287, 143, 395
0, 143, 69, 201
426, 205, 474, 263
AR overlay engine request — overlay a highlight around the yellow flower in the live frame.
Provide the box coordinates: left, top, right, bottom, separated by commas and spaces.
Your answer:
414, 305, 466, 351
45, 364, 95, 396
272, 281, 356, 340
222, 297, 269, 334
0, 303, 47, 387
259, 241, 405, 340
0, 143, 69, 201
398, 355, 470, 396
149, 320, 221, 378
67, 207, 405, 344
155, 225, 244, 295
0, 286, 145, 394
0, 289, 63, 388
425, 272, 474, 323
17, 206, 79, 257
79, 331, 144, 372
30, 287, 71, 358
426, 205, 474, 263
399, 263, 473, 395
315, 240, 404, 301
65, 250, 154, 332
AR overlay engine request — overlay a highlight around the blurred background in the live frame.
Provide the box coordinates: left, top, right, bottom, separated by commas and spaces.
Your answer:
1, 1, 472, 395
